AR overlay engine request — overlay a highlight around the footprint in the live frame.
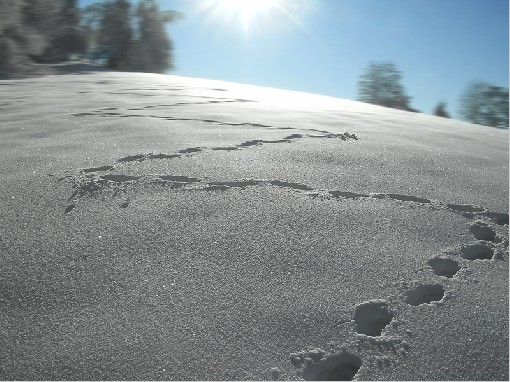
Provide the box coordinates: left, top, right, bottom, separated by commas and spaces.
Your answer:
284, 133, 303, 140
469, 221, 496, 242
237, 140, 263, 147
72, 112, 95, 117
82, 165, 114, 173
302, 352, 362, 381
354, 300, 394, 336
270, 180, 312, 191
447, 203, 485, 213
212, 147, 239, 151
404, 284, 445, 306
427, 257, 461, 278
387, 194, 431, 204
208, 180, 261, 188
100, 174, 141, 183
178, 147, 202, 154
483, 212, 509, 226
147, 153, 180, 160
117, 154, 146, 163
203, 184, 230, 192
460, 243, 494, 260
64, 204, 76, 214
157, 175, 201, 183
329, 191, 369, 199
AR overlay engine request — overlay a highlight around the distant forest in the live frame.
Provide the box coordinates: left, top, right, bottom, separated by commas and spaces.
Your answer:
0, 1, 507, 128
0, 0, 183, 76
357, 62, 508, 128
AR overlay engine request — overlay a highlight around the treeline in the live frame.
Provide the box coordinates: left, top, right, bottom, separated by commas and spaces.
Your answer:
0, 0, 182, 76
357, 62, 509, 129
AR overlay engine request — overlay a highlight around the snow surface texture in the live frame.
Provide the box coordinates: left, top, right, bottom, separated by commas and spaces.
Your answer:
0, 68, 508, 380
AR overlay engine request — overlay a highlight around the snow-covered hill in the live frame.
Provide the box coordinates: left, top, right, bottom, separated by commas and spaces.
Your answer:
0, 68, 508, 380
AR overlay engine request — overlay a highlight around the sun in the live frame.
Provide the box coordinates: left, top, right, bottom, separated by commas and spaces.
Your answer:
216, 0, 280, 16
201, 0, 287, 32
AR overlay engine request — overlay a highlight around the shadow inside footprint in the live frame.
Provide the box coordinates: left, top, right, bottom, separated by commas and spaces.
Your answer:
354, 300, 394, 336
303, 353, 362, 381
405, 284, 445, 306
469, 221, 496, 242
428, 257, 461, 278
101, 174, 141, 183
461, 243, 494, 260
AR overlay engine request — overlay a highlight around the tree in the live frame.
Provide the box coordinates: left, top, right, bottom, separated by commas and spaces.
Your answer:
358, 62, 417, 112
51, 0, 86, 60
433, 102, 450, 118
0, 0, 61, 75
460, 81, 509, 128
37, 0, 86, 62
132, 0, 173, 73
97, 0, 132, 69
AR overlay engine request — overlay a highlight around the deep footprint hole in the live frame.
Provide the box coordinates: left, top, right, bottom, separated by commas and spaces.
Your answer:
461, 244, 494, 260
354, 300, 394, 336
303, 353, 362, 381
469, 221, 496, 242
405, 284, 445, 306
428, 258, 461, 278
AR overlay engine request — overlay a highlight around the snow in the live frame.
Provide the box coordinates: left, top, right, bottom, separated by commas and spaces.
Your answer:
0, 67, 508, 380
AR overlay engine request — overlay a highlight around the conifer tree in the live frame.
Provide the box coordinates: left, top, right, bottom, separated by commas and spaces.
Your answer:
0, 0, 61, 75
97, 0, 132, 69
358, 62, 415, 112
134, 0, 173, 73
433, 102, 450, 118
460, 81, 509, 128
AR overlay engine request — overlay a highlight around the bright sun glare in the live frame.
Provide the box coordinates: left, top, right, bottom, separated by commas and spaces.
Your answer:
202, 0, 288, 32
217, 0, 280, 15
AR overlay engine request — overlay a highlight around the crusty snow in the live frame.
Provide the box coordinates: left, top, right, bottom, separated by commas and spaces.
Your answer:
0, 67, 508, 380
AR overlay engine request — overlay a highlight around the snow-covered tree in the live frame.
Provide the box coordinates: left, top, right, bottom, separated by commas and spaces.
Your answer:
132, 0, 173, 73
0, 0, 61, 75
97, 0, 132, 69
433, 102, 450, 118
358, 62, 416, 112
460, 81, 508, 128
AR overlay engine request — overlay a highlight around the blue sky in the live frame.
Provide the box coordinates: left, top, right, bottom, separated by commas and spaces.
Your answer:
79, 0, 508, 118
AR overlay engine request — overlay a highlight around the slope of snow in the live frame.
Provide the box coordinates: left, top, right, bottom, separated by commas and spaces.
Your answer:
0, 69, 508, 380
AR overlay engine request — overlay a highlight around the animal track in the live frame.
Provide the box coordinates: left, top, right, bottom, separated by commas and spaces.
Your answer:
156, 175, 201, 183
100, 174, 141, 183
302, 352, 362, 381
329, 191, 369, 199
469, 221, 497, 242
178, 147, 202, 154
70, 108, 360, 138
208, 180, 262, 188
290, 348, 362, 381
82, 165, 114, 173
447, 203, 485, 213
404, 284, 445, 306
212, 146, 238, 151
427, 257, 461, 278
460, 243, 494, 260
118, 154, 147, 163
387, 194, 431, 204
61, 102, 509, 379
64, 204, 75, 214
354, 300, 394, 337
269, 180, 312, 191
483, 212, 509, 226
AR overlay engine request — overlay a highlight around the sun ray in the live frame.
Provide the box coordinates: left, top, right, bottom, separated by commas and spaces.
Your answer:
199, 0, 295, 34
